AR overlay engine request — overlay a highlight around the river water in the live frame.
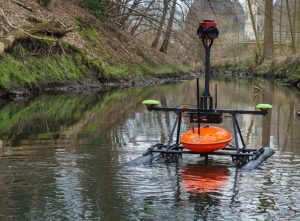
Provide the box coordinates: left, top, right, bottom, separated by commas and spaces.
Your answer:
0, 78, 299, 221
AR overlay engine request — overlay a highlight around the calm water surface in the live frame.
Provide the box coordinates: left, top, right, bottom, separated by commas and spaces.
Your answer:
0, 78, 299, 221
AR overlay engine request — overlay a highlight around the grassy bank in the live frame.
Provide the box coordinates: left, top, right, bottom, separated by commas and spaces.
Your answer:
0, 52, 193, 92
212, 57, 300, 88
0, 54, 84, 90
0, 24, 193, 93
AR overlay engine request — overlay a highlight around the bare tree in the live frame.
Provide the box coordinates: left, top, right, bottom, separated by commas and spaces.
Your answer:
279, 0, 283, 45
292, 0, 298, 51
159, 0, 177, 53
129, 0, 155, 35
297, 0, 300, 49
286, 0, 296, 53
151, 0, 170, 49
292, 0, 299, 52
263, 0, 273, 60
247, 0, 261, 53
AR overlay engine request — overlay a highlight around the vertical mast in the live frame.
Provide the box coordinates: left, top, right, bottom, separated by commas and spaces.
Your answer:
197, 20, 219, 110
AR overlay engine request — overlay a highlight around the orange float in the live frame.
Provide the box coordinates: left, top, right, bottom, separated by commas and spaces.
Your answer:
180, 126, 232, 153
182, 165, 229, 194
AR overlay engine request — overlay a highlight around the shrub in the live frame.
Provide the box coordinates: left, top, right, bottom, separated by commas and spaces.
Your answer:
83, 0, 109, 21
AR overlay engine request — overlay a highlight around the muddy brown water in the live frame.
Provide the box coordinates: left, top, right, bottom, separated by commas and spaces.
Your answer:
0, 78, 299, 220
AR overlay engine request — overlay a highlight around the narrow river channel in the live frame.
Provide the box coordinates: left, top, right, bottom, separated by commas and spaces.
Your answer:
0, 78, 299, 220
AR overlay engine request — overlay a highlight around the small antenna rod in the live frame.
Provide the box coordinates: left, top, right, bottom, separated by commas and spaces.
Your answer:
196, 78, 200, 135
215, 83, 218, 109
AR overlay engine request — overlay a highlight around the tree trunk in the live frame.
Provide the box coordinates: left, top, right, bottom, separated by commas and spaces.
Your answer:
247, 0, 261, 53
119, 0, 141, 29
279, 0, 283, 45
263, 0, 273, 60
293, 0, 297, 51
159, 0, 176, 53
151, 0, 170, 49
297, 0, 300, 50
293, 0, 299, 52
286, 0, 296, 53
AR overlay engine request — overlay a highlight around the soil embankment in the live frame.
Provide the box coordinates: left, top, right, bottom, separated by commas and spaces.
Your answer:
0, 0, 193, 98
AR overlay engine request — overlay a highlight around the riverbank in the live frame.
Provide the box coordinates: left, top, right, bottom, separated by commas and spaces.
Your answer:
0, 51, 193, 99
0, 0, 193, 99
212, 57, 300, 89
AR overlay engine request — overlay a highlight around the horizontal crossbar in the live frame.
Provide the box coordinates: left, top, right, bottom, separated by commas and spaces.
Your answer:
149, 106, 267, 115
150, 150, 254, 157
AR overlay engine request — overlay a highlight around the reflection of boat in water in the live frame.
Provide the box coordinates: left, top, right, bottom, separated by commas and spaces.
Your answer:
181, 164, 229, 194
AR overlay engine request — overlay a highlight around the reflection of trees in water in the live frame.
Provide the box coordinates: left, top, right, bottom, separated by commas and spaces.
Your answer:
0, 91, 146, 219
0, 84, 176, 147
0, 84, 197, 219
257, 175, 276, 219
216, 78, 299, 152
269, 86, 300, 153
0, 78, 298, 154
0, 159, 57, 219
190, 193, 221, 220
0, 93, 102, 145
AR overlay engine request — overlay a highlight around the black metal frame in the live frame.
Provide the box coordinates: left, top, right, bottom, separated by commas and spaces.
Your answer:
143, 105, 268, 166
133, 20, 272, 168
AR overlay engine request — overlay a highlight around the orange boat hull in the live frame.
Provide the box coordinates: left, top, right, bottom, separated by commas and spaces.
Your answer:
181, 126, 232, 153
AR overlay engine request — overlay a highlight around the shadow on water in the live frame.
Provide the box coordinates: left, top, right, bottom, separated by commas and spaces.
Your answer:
0, 78, 299, 220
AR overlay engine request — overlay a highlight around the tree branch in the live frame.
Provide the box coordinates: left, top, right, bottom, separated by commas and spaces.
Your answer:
11, 0, 33, 12
0, 9, 73, 55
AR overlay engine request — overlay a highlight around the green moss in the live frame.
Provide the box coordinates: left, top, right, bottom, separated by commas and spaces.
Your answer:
90, 60, 137, 80
130, 64, 144, 77
0, 54, 87, 90
86, 54, 192, 80
287, 60, 300, 79
288, 71, 300, 79
101, 62, 129, 78
81, 28, 102, 43
0, 49, 193, 90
